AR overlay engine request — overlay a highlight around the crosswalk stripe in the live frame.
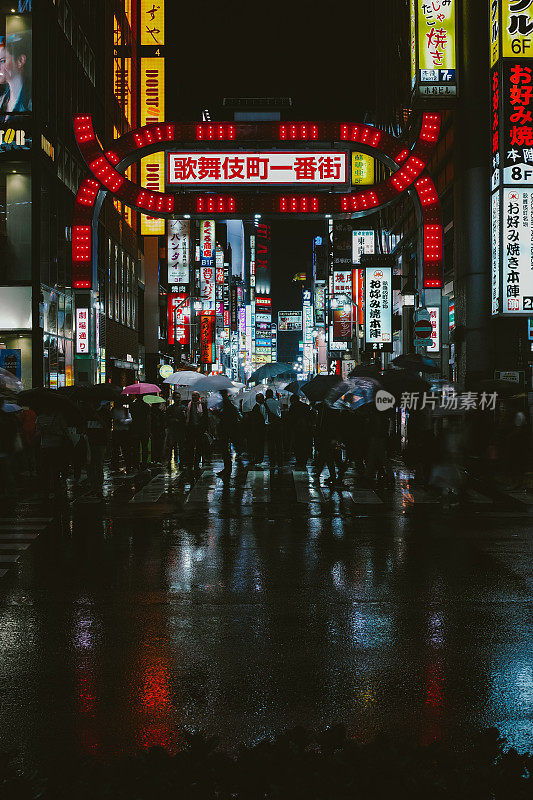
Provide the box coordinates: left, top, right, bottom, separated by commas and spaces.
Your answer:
129, 474, 168, 504
465, 489, 492, 504
0, 570, 7, 578
351, 489, 383, 504
504, 491, 533, 504
0, 518, 52, 524
0, 555, 22, 564
0, 543, 30, 552
0, 524, 48, 531
0, 533, 39, 541
185, 471, 214, 504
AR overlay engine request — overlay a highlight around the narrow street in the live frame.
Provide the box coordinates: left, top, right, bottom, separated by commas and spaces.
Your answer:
0, 462, 531, 771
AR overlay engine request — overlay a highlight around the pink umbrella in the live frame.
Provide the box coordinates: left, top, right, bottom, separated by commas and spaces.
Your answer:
121, 383, 161, 396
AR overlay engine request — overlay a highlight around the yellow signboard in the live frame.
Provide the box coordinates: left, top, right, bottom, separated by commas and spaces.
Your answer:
417, 0, 456, 71
141, 153, 166, 236
141, 0, 165, 46
502, 0, 533, 58
141, 57, 165, 126
410, 0, 417, 87
351, 152, 375, 186
490, 0, 500, 67
140, 58, 165, 236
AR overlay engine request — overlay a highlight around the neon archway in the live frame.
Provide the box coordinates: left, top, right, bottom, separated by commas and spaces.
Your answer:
71, 114, 443, 290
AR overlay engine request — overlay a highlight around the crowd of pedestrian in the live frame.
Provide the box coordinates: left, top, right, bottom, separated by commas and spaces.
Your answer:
0, 383, 531, 504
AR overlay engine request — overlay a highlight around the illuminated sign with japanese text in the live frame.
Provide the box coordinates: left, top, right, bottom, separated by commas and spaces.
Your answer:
168, 219, 190, 284
492, 190, 501, 314
200, 220, 215, 268
167, 292, 190, 346
140, 152, 165, 235
413, 0, 456, 97
352, 230, 375, 264
502, 0, 533, 58
333, 270, 352, 297
278, 311, 303, 331
200, 310, 215, 364
364, 267, 393, 351
76, 308, 89, 354
351, 152, 375, 185
166, 151, 348, 185
141, 0, 165, 46
502, 187, 533, 312
427, 306, 440, 352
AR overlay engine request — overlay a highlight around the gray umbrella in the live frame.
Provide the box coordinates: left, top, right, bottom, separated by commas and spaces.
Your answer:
249, 363, 296, 383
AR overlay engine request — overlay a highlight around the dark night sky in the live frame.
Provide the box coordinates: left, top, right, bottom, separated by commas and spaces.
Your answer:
166, 1, 376, 363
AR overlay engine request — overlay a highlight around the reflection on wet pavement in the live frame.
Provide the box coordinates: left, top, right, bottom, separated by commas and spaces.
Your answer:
0, 462, 531, 769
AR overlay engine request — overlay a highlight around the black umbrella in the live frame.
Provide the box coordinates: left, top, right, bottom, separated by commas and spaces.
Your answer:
348, 365, 382, 380
380, 369, 430, 399
473, 379, 520, 398
301, 374, 342, 402
391, 353, 440, 373
283, 380, 302, 395
18, 388, 85, 425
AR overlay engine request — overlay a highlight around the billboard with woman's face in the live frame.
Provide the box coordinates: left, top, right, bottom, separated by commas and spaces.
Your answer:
0, 6, 31, 152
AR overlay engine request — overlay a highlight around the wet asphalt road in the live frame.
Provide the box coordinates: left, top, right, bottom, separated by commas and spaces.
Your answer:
0, 461, 531, 770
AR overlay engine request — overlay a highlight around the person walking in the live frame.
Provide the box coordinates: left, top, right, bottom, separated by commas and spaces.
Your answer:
165, 392, 185, 468
110, 399, 133, 473
264, 388, 283, 475
86, 401, 111, 497
150, 401, 167, 464
35, 409, 73, 498
286, 394, 312, 469
216, 389, 243, 480
248, 392, 266, 466
130, 395, 151, 470
184, 391, 208, 477
0, 398, 18, 501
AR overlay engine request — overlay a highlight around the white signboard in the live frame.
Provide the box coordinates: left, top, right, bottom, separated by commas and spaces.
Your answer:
76, 308, 89, 354
333, 270, 352, 297
278, 310, 303, 331
352, 230, 374, 264
167, 151, 348, 185
427, 306, 440, 352
303, 302, 314, 344
491, 190, 500, 316
168, 219, 190, 284
502, 187, 533, 314
364, 267, 393, 351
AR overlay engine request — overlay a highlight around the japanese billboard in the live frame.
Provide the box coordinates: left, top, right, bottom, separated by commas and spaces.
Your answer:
351, 152, 374, 185
353, 268, 364, 325
492, 189, 501, 315
502, 0, 533, 58
303, 294, 314, 345
278, 310, 303, 331
256, 223, 271, 294
333, 221, 353, 266
333, 270, 352, 297
140, 57, 165, 235
502, 187, 533, 312
0, 10, 32, 154
314, 284, 326, 324
76, 308, 89, 355
491, 0, 500, 67
167, 219, 190, 284
141, 0, 164, 46
200, 310, 215, 364
413, 0, 457, 97
427, 306, 440, 352
230, 285, 239, 331
167, 292, 190, 346
352, 230, 375, 264
200, 265, 216, 303
502, 60, 533, 185
200, 220, 215, 267
364, 267, 393, 351
167, 151, 347, 185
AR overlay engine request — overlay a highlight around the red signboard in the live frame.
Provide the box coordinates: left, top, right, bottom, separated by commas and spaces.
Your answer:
200, 310, 215, 364
168, 292, 190, 346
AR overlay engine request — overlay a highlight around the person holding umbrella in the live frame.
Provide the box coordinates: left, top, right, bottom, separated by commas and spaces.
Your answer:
130, 395, 151, 470
165, 392, 186, 469
286, 394, 313, 469
216, 389, 243, 480
264, 388, 283, 475
86, 400, 112, 497
248, 392, 266, 466
184, 390, 208, 478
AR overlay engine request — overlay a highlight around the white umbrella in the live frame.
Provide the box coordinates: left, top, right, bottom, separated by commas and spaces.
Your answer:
193, 375, 235, 391
240, 384, 269, 412
163, 371, 201, 386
